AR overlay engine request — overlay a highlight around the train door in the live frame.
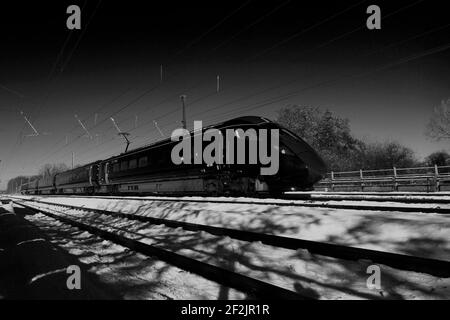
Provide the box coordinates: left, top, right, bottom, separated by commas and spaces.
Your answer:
89, 164, 99, 186
105, 162, 110, 184
89, 166, 93, 186
98, 163, 104, 185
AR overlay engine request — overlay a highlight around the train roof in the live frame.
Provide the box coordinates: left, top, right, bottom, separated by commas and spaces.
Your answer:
99, 116, 274, 162
29, 116, 326, 178
43, 116, 325, 176
28, 116, 273, 181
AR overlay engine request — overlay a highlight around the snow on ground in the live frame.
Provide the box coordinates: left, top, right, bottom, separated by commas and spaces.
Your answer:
21, 209, 247, 300
97, 195, 448, 209
300, 194, 450, 202
14, 196, 450, 299
24, 195, 450, 261
291, 191, 450, 196
18, 194, 450, 209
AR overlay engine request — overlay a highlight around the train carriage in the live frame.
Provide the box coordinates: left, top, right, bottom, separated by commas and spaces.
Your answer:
54, 163, 100, 194
37, 175, 56, 195
20, 182, 30, 195
98, 138, 207, 194
27, 179, 39, 195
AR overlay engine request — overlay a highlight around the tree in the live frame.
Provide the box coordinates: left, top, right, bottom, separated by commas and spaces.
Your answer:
426, 99, 450, 141
277, 105, 418, 171
277, 105, 361, 171
5, 163, 69, 194
6, 175, 39, 194
359, 140, 417, 170
425, 151, 450, 166
39, 163, 69, 178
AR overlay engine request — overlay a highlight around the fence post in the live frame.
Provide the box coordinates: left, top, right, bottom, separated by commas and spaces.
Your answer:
330, 171, 335, 192
435, 164, 440, 192
393, 167, 398, 191
360, 169, 364, 191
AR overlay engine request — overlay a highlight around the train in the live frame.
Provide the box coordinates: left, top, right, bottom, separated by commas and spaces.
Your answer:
21, 116, 327, 196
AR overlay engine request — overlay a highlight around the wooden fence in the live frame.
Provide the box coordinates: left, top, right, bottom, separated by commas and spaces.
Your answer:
315, 165, 450, 192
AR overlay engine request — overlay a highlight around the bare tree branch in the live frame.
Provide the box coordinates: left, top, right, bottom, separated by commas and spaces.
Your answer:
426, 99, 450, 141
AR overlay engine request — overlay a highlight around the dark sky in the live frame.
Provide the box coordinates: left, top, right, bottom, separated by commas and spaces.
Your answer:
0, 0, 449, 188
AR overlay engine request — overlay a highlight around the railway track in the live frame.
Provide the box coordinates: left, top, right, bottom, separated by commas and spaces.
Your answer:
284, 193, 450, 204
14, 193, 450, 214
12, 197, 450, 280
13, 198, 307, 300
307, 191, 450, 197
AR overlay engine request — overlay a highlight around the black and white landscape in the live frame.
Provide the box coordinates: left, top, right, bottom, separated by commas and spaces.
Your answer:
0, 0, 449, 304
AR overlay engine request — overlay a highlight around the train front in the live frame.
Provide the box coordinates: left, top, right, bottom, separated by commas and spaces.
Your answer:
222, 116, 327, 193
262, 122, 327, 192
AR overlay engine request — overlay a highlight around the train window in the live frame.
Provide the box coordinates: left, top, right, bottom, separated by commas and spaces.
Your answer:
139, 156, 148, 168
129, 159, 137, 169
120, 161, 128, 171
113, 163, 120, 173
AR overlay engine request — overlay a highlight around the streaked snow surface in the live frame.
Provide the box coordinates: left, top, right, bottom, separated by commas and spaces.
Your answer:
14, 195, 450, 299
